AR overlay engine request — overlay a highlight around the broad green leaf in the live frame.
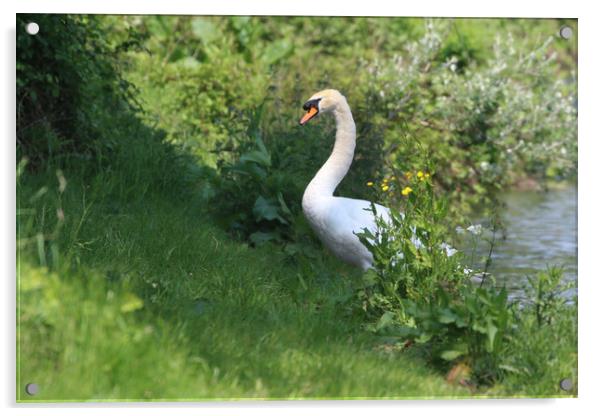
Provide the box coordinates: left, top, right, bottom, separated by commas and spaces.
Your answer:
438, 308, 457, 324
253, 196, 287, 224
486, 320, 498, 352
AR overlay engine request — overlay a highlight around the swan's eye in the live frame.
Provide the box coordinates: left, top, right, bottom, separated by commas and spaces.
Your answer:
302, 98, 321, 111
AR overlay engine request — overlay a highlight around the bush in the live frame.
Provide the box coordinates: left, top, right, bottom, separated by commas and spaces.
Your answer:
354, 155, 575, 388
17, 14, 144, 168
361, 21, 577, 213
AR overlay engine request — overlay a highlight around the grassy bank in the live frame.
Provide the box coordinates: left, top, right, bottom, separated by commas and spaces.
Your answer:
17, 161, 576, 400
18, 164, 472, 400
17, 122, 578, 400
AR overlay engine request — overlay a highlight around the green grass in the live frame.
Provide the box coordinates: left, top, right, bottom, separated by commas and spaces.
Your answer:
17, 167, 475, 401
16, 142, 577, 401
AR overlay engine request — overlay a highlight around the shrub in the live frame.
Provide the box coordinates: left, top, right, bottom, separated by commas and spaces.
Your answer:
17, 14, 143, 168
354, 164, 512, 384
361, 21, 577, 213
354, 158, 576, 387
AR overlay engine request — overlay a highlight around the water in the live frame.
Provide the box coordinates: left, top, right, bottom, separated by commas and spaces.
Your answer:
470, 185, 577, 295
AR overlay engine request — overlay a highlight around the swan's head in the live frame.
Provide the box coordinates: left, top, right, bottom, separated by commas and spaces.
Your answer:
299, 89, 346, 125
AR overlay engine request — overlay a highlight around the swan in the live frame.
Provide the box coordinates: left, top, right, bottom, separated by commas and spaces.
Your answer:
299, 89, 391, 271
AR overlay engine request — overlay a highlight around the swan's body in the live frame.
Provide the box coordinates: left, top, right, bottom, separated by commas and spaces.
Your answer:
300, 89, 390, 270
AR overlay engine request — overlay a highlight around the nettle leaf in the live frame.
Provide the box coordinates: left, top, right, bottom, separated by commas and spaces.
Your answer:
253, 196, 288, 224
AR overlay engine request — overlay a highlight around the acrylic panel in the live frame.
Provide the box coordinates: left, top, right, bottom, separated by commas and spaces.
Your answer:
16, 14, 577, 402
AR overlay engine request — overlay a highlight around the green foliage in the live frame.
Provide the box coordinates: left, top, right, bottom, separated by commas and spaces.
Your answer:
212, 119, 296, 244
501, 292, 577, 395
402, 286, 513, 385
361, 20, 577, 213
524, 266, 575, 327
357, 170, 466, 309
355, 158, 575, 388
16, 14, 145, 169
355, 166, 511, 384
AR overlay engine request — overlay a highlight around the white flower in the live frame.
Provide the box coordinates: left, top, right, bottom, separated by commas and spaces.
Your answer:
463, 268, 473, 275
466, 224, 482, 235
440, 242, 457, 257
455, 226, 466, 235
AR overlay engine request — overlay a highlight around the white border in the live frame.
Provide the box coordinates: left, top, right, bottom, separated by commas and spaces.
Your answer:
3, 1, 601, 415
9, 0, 581, 18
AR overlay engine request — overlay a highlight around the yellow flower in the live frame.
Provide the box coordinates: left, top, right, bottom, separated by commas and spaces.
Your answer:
404, 172, 412, 179
366, 181, 374, 187
425, 173, 431, 178
417, 170, 424, 178
382, 185, 390, 192
401, 186, 413, 196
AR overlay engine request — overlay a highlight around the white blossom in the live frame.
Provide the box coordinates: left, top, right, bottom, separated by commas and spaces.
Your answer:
440, 242, 458, 257
466, 224, 482, 235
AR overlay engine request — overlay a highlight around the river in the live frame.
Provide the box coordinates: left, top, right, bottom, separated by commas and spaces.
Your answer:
469, 184, 577, 296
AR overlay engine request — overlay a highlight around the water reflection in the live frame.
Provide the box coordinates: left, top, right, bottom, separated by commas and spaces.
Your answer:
468, 185, 577, 295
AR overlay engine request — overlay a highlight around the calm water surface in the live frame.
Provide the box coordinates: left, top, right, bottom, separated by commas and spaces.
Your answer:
472, 185, 577, 294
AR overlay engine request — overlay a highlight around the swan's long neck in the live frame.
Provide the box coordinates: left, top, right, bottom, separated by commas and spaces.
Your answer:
304, 100, 356, 201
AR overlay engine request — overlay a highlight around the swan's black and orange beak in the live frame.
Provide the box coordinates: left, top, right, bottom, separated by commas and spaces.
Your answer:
299, 98, 321, 125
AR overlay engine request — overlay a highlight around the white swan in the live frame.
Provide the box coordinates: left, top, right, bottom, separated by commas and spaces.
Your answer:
299, 89, 390, 271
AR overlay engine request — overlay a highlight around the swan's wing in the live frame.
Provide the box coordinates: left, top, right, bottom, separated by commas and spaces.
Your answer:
329, 197, 390, 235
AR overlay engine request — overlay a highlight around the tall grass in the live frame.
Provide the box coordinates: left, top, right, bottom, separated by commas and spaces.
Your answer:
18, 160, 472, 400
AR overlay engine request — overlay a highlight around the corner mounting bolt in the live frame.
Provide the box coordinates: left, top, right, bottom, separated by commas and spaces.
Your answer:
26, 22, 39, 35
25, 383, 39, 396
559, 26, 573, 40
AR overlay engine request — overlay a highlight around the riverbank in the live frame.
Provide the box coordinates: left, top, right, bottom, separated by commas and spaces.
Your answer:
17, 161, 577, 400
